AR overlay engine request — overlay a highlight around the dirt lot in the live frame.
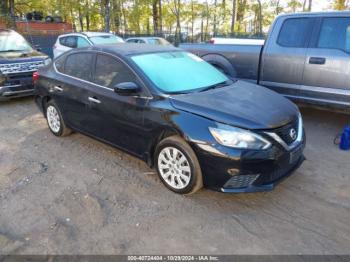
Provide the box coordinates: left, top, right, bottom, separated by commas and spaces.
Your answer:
0, 97, 349, 255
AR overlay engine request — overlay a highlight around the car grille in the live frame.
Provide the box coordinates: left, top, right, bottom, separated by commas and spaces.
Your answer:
273, 117, 299, 145
255, 154, 303, 185
0, 61, 44, 74
223, 174, 260, 189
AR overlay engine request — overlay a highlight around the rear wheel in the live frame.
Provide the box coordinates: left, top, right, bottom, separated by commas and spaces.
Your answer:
45, 101, 71, 137
155, 136, 203, 195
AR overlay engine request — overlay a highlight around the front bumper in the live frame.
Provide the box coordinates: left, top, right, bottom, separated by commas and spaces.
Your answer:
0, 72, 35, 100
191, 131, 306, 193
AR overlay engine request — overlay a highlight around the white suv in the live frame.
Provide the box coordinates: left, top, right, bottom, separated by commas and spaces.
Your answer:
53, 32, 124, 58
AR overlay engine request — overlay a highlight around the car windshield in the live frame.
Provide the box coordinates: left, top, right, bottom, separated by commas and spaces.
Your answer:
0, 31, 33, 52
89, 35, 124, 45
131, 51, 228, 93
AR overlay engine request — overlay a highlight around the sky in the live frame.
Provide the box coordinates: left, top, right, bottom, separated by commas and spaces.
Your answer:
311, 0, 333, 11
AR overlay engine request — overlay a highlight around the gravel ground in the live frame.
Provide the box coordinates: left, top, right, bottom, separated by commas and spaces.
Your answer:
0, 97, 349, 255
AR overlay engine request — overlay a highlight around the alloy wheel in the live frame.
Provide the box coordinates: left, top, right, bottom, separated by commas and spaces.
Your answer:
157, 146, 191, 190
46, 105, 61, 133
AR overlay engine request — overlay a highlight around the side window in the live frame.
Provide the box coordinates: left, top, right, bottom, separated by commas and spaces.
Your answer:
65, 36, 77, 48
54, 55, 65, 73
65, 53, 94, 81
127, 39, 136, 43
59, 37, 66, 46
93, 54, 136, 88
77, 37, 91, 48
318, 17, 350, 53
277, 18, 314, 48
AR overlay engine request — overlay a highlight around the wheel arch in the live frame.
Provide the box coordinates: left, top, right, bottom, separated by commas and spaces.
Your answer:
201, 53, 237, 77
146, 126, 186, 167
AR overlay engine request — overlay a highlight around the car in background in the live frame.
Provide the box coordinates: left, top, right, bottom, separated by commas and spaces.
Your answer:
125, 37, 171, 46
0, 29, 50, 101
35, 44, 305, 195
53, 32, 124, 58
181, 11, 350, 111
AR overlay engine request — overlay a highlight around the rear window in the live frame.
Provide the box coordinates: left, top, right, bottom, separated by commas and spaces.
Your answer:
318, 17, 350, 53
277, 18, 314, 48
59, 37, 66, 46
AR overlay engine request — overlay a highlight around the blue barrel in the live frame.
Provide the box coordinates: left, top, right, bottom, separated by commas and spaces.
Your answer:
340, 125, 350, 150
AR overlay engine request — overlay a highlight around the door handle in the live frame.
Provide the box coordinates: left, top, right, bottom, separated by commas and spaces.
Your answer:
88, 97, 101, 104
309, 57, 326, 65
53, 85, 63, 92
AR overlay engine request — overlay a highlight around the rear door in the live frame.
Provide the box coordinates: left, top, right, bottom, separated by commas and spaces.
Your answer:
56, 51, 96, 133
260, 16, 315, 98
302, 16, 350, 106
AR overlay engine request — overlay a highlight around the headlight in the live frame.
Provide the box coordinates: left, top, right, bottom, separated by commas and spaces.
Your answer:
43, 58, 52, 66
209, 124, 271, 150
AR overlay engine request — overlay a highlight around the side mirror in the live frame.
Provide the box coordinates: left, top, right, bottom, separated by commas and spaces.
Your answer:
114, 82, 140, 96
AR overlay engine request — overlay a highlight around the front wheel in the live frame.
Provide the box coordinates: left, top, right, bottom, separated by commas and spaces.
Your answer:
45, 101, 71, 137
155, 136, 203, 195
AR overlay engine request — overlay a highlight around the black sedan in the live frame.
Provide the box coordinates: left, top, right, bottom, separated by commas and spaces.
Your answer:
34, 44, 305, 195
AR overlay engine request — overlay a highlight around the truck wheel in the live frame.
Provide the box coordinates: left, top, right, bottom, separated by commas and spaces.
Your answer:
155, 136, 203, 195
45, 101, 71, 137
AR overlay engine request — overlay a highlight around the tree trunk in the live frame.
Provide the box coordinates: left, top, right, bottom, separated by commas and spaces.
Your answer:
257, 0, 262, 34
213, 0, 217, 36
158, 0, 163, 34
230, 0, 236, 34
78, 7, 84, 31
191, 0, 194, 42
112, 0, 121, 34
152, 0, 159, 35
174, 0, 181, 46
9, 0, 15, 28
236, 0, 247, 32
308, 0, 312, 11
200, 16, 204, 42
104, 0, 111, 32
86, 0, 90, 30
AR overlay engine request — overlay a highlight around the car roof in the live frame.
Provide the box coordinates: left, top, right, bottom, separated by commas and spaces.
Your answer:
126, 37, 163, 40
278, 10, 350, 18
58, 32, 115, 38
87, 43, 179, 56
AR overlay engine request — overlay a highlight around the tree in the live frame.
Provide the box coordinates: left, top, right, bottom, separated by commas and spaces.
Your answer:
230, 0, 236, 34
333, 0, 347, 10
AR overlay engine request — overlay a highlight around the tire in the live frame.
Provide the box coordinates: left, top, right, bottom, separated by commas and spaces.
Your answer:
45, 101, 71, 137
155, 136, 203, 195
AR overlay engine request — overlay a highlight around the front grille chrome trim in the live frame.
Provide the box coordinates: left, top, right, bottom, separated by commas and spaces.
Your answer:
265, 113, 303, 151
0, 61, 44, 74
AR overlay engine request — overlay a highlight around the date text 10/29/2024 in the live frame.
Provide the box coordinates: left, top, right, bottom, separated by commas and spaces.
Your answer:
127, 256, 219, 261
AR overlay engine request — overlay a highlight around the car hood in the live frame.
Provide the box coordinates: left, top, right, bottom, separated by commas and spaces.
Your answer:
169, 80, 298, 130
0, 50, 47, 63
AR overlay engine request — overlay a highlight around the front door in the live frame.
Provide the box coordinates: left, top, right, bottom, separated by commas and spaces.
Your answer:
87, 53, 151, 157
260, 17, 315, 98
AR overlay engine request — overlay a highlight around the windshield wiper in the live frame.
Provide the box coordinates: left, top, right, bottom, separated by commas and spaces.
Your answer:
199, 80, 231, 92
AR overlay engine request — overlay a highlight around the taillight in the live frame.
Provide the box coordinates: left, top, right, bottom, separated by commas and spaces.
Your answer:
33, 71, 39, 84
208, 39, 215, 44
